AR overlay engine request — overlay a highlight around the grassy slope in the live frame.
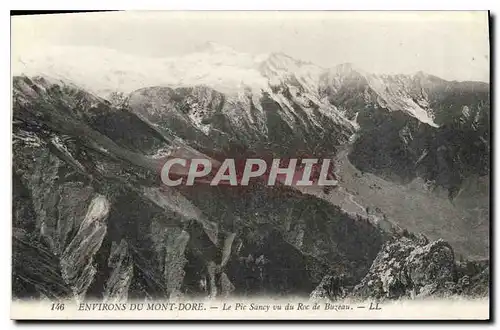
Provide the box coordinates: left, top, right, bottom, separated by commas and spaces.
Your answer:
299, 146, 489, 259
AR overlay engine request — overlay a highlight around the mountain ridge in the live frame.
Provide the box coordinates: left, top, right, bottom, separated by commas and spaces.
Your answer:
11, 61, 490, 303
13, 44, 488, 133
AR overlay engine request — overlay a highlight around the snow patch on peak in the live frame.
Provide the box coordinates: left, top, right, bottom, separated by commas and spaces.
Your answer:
13, 43, 441, 128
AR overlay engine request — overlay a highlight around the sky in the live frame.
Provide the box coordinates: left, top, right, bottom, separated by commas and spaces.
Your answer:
11, 11, 490, 82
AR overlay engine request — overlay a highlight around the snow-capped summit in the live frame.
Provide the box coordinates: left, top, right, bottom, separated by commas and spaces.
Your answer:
194, 41, 239, 54
319, 63, 440, 127
13, 44, 270, 97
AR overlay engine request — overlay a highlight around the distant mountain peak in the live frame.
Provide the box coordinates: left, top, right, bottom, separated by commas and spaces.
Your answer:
336, 62, 355, 70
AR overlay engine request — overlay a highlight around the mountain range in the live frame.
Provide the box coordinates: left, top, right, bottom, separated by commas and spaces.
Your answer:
12, 43, 490, 302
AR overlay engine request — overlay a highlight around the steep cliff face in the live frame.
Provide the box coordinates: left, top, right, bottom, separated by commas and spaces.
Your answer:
12, 75, 183, 300
127, 82, 356, 157
310, 234, 489, 302
320, 66, 489, 127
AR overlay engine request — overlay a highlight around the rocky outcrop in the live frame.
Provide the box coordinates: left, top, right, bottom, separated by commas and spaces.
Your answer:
454, 260, 490, 297
350, 235, 489, 300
